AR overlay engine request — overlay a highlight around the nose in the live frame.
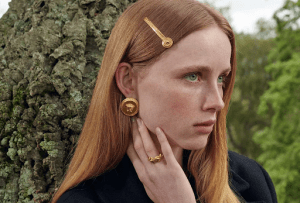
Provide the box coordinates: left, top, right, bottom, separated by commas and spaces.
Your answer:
202, 84, 225, 112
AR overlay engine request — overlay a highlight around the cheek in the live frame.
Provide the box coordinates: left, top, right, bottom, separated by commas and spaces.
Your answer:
138, 82, 193, 133
168, 92, 189, 115
219, 86, 224, 98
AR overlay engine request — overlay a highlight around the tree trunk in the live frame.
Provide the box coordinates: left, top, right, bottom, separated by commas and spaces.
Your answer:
0, 0, 136, 202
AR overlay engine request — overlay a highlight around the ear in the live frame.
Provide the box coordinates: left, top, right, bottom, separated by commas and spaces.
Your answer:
115, 62, 138, 98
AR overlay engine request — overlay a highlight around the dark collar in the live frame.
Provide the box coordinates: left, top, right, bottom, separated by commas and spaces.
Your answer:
183, 150, 250, 194
230, 168, 250, 193
229, 162, 266, 203
98, 152, 264, 203
182, 150, 251, 194
184, 151, 264, 203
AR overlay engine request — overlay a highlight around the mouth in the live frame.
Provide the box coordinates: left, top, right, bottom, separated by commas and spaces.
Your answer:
194, 120, 216, 126
193, 120, 216, 134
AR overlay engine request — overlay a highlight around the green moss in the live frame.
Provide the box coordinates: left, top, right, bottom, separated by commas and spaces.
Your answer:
14, 19, 32, 33
18, 162, 35, 200
0, 101, 12, 115
7, 148, 17, 161
9, 135, 17, 148
0, 82, 12, 101
0, 0, 137, 201
0, 120, 5, 131
4, 120, 17, 134
1, 59, 7, 67
12, 106, 24, 120
12, 88, 26, 106
40, 141, 59, 157
0, 163, 15, 178
1, 138, 9, 146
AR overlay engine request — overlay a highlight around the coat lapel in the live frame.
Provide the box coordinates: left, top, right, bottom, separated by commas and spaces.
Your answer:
230, 169, 250, 193
230, 169, 266, 203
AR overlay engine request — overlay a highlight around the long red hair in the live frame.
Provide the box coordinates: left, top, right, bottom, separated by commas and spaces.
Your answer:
52, 0, 239, 202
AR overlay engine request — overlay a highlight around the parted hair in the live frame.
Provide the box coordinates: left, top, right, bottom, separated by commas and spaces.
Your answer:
52, 0, 239, 202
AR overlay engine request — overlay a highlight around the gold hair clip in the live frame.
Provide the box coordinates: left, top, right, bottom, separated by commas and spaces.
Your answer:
144, 17, 173, 48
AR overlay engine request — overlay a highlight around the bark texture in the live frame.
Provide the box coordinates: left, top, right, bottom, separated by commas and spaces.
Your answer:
0, 0, 136, 202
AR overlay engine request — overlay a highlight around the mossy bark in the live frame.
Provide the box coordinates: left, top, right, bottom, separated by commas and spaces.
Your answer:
0, 0, 136, 202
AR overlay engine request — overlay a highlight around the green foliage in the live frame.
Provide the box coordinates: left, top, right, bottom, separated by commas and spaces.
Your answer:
269, 0, 300, 62
253, 1, 300, 202
254, 53, 300, 203
227, 33, 274, 159
255, 18, 276, 40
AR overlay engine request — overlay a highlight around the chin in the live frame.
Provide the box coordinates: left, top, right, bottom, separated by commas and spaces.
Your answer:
184, 144, 207, 151
180, 135, 209, 150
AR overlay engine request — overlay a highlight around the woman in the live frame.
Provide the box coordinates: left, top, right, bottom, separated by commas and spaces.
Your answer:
52, 0, 278, 202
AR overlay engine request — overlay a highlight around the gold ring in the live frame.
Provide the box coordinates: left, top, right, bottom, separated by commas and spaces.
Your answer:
148, 154, 164, 163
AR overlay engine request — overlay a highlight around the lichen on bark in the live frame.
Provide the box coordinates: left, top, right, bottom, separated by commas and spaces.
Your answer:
0, 0, 137, 202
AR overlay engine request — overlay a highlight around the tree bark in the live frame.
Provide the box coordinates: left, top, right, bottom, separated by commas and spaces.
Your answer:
0, 0, 136, 202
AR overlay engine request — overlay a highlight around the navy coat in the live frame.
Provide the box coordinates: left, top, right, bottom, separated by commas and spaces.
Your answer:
57, 151, 278, 203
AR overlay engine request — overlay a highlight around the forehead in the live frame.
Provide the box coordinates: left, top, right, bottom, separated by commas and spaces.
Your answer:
143, 26, 232, 76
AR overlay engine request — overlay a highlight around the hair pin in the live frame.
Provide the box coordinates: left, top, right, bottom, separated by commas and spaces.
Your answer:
144, 17, 173, 48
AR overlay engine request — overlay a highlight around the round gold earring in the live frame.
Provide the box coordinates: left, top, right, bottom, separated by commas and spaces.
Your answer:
120, 98, 139, 116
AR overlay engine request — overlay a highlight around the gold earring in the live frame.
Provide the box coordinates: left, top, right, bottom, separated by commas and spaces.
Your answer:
120, 98, 139, 116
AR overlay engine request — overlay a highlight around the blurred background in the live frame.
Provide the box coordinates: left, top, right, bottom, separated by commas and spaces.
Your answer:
0, 0, 299, 202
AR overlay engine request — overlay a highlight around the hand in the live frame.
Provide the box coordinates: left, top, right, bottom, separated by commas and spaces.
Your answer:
127, 117, 196, 203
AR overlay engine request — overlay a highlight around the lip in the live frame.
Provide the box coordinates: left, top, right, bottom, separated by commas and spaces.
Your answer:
194, 120, 216, 126
193, 120, 216, 134
194, 125, 214, 134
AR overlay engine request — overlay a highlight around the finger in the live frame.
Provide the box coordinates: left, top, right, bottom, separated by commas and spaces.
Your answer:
136, 118, 160, 159
155, 127, 177, 164
127, 140, 148, 183
131, 117, 153, 167
127, 138, 140, 165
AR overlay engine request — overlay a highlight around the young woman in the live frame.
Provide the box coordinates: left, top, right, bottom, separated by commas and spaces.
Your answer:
52, 0, 278, 202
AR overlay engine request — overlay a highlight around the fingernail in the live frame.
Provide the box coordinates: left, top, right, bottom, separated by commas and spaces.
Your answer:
156, 127, 162, 134
131, 117, 136, 123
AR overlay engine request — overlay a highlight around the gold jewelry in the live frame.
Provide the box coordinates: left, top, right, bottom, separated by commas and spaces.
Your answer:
148, 154, 164, 163
144, 17, 173, 48
120, 98, 139, 116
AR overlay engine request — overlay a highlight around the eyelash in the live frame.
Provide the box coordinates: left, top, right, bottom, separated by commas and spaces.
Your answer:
184, 72, 229, 87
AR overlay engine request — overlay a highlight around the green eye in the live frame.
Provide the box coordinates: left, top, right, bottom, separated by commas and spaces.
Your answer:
218, 76, 224, 83
185, 73, 198, 82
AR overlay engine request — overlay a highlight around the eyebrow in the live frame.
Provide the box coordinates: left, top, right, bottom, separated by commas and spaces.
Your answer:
176, 65, 231, 74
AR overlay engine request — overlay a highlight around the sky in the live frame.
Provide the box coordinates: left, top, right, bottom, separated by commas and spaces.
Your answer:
213, 0, 285, 33
0, 0, 286, 34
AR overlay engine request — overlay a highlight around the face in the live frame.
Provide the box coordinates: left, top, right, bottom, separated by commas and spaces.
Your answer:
136, 26, 232, 150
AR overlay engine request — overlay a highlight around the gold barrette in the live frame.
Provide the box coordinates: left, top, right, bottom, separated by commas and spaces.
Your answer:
144, 17, 173, 48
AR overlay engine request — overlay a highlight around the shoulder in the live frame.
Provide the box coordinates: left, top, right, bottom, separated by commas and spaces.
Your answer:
57, 179, 100, 203
228, 150, 264, 175
228, 151, 278, 203
56, 155, 152, 203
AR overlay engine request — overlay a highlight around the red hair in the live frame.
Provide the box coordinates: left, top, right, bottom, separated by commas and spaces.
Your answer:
52, 0, 239, 202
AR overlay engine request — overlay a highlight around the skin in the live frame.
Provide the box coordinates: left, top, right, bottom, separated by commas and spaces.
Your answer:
115, 25, 232, 202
